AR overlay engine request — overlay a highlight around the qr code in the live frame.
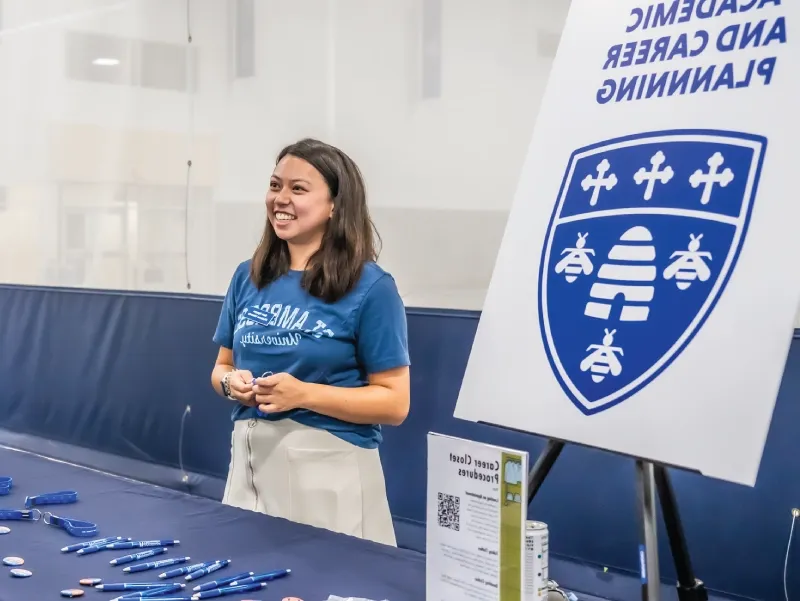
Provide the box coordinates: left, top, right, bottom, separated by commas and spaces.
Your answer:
437, 492, 460, 531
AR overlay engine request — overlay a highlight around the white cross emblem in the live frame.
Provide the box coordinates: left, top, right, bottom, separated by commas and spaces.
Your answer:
633, 150, 674, 201
581, 158, 618, 206
689, 152, 734, 205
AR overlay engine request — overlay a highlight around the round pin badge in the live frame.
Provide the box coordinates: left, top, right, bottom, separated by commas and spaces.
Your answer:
79, 578, 102, 586
0, 526, 10, 535
9, 568, 31, 578
61, 589, 85, 598
2, 556, 23, 566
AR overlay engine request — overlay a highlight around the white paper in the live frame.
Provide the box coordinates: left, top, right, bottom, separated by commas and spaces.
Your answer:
426, 432, 529, 601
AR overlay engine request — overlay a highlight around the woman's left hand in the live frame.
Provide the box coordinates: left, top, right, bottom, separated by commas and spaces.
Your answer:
254, 372, 309, 414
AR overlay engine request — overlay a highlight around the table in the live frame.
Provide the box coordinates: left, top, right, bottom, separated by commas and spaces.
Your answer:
0, 445, 425, 601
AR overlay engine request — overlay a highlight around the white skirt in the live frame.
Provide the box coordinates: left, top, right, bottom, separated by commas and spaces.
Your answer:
221, 417, 397, 547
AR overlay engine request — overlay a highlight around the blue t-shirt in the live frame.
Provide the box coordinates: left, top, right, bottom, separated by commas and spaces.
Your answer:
212, 260, 410, 449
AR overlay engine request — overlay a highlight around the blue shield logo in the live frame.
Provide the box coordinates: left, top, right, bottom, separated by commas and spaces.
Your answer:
538, 129, 767, 415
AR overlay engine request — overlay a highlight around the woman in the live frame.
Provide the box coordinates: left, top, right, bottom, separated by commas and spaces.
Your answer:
210, 138, 410, 547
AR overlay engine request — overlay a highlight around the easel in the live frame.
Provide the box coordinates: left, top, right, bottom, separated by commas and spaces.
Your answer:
526, 439, 709, 601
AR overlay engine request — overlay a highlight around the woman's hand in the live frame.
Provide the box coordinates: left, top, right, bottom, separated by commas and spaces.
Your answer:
254, 373, 309, 414
228, 370, 257, 406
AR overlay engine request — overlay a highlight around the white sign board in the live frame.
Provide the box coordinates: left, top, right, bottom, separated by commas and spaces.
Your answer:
426, 432, 528, 601
454, 0, 798, 486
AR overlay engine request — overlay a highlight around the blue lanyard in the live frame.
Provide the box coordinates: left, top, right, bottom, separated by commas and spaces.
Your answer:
0, 482, 77, 505
43, 512, 98, 537
0, 508, 41, 522
25, 490, 78, 507
0, 484, 95, 537
0, 508, 98, 537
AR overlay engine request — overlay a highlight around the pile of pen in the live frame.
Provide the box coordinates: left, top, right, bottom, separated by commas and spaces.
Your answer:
93, 567, 291, 600
61, 535, 291, 600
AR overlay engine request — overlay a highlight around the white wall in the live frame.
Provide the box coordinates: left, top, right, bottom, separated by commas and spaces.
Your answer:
0, 0, 795, 326
0, 0, 574, 309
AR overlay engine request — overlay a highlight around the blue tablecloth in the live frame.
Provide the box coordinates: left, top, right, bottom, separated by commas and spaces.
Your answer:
0, 446, 424, 601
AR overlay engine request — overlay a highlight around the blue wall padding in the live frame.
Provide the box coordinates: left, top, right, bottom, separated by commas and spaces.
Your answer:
0, 284, 797, 601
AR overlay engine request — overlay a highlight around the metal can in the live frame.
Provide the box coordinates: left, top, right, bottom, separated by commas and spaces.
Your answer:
524, 520, 549, 601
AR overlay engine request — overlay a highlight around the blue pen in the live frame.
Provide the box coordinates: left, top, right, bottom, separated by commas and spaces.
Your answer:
96, 583, 172, 591
62, 536, 125, 553
125, 556, 191, 573
185, 559, 230, 581
77, 543, 116, 555
126, 596, 192, 601
119, 583, 185, 599
135, 598, 192, 601
193, 571, 253, 592
108, 539, 180, 550
159, 560, 216, 579
230, 567, 291, 586
145, 585, 185, 598
110, 547, 169, 565
191, 582, 266, 599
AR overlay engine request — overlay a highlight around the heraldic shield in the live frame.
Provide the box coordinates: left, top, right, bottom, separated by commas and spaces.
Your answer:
538, 129, 767, 416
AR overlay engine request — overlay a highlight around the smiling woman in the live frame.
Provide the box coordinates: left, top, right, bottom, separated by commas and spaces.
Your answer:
209, 138, 411, 546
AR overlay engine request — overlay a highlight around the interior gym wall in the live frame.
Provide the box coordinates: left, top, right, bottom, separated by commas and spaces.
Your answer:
0, 3, 798, 600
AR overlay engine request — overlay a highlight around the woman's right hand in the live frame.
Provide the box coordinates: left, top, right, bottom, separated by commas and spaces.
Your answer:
228, 370, 256, 406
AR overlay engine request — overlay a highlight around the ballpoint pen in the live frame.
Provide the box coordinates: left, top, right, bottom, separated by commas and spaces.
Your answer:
193, 571, 253, 592
132, 598, 192, 601
129, 598, 192, 601
96, 583, 175, 591
77, 543, 115, 556
140, 584, 186, 598
230, 567, 290, 586
190, 582, 266, 599
108, 539, 180, 550
185, 559, 230, 581
117, 583, 184, 599
110, 547, 169, 565
124, 556, 191, 573
128, 598, 192, 601
159, 560, 217, 579
62, 536, 127, 553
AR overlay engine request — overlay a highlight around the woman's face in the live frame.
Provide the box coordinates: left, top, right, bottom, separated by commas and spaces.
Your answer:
266, 155, 333, 246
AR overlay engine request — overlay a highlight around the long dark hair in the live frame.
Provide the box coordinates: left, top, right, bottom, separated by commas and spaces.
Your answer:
250, 138, 381, 303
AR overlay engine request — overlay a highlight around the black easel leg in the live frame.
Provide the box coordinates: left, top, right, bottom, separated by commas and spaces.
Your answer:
636, 461, 661, 601
527, 440, 565, 503
653, 464, 708, 601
